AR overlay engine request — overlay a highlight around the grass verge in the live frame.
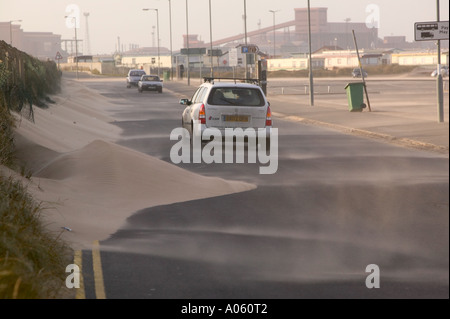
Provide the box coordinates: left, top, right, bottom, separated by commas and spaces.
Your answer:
0, 108, 73, 298
0, 175, 73, 299
1, 41, 73, 299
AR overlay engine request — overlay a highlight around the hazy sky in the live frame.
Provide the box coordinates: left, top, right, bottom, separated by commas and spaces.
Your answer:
1, 0, 449, 54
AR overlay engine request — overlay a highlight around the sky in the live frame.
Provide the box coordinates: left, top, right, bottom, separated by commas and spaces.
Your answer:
1, 0, 449, 54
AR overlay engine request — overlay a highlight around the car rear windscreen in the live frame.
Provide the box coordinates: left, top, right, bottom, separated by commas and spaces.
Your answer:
208, 88, 265, 107
143, 76, 159, 81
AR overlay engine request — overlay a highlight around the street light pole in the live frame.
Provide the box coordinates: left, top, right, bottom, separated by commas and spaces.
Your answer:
168, 0, 173, 80
9, 20, 22, 46
64, 15, 78, 79
143, 8, 160, 77
269, 10, 279, 58
244, 0, 249, 79
186, 0, 190, 86
74, 17, 79, 80
307, 0, 314, 106
436, 0, 444, 123
209, 0, 214, 77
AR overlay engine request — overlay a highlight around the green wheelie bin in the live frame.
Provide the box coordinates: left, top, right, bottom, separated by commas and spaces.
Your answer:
163, 70, 170, 81
344, 82, 367, 112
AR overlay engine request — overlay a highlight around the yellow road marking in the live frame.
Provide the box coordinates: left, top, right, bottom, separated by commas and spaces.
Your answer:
92, 240, 107, 299
73, 250, 85, 299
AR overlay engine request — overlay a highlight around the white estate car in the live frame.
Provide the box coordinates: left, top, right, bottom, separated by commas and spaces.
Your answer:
180, 78, 272, 144
126, 69, 146, 88
138, 75, 163, 93
431, 65, 449, 77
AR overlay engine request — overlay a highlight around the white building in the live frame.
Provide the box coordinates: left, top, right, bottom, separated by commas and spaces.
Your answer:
392, 51, 449, 66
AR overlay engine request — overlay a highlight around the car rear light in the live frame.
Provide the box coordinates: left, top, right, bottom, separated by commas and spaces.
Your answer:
199, 104, 206, 125
265, 106, 272, 126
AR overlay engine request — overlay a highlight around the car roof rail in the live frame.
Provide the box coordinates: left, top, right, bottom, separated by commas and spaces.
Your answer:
203, 77, 259, 85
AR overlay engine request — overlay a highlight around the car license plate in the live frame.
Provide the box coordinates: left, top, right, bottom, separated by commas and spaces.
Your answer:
222, 115, 249, 122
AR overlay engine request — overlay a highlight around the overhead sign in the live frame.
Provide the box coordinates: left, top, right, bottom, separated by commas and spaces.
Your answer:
208, 49, 222, 57
415, 21, 449, 41
181, 48, 207, 55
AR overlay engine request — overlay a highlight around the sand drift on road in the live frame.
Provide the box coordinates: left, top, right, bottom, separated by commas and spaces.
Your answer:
12, 79, 255, 249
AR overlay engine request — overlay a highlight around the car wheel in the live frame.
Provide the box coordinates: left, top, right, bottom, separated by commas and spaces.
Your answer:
159, 88, 163, 93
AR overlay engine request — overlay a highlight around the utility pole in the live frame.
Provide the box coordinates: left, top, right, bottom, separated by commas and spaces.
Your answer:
65, 15, 79, 80
143, 8, 160, 77
307, 0, 314, 106
244, 0, 249, 79
269, 10, 279, 58
186, 0, 190, 86
436, 0, 444, 123
209, 0, 214, 77
168, 0, 173, 80
74, 17, 79, 80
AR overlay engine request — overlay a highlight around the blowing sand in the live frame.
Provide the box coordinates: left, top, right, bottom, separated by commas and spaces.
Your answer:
9, 79, 255, 249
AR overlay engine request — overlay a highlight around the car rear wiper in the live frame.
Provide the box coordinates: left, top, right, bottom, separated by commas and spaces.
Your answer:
219, 97, 236, 105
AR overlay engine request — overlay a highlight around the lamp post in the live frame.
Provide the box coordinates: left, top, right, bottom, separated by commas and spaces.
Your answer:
307, 0, 314, 106
9, 20, 22, 46
185, 0, 190, 86
269, 10, 279, 58
168, 0, 173, 80
143, 8, 160, 77
436, 0, 444, 123
244, 0, 249, 79
209, 0, 214, 77
65, 16, 79, 80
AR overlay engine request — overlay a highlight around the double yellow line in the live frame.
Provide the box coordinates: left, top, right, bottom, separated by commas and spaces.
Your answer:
74, 240, 106, 299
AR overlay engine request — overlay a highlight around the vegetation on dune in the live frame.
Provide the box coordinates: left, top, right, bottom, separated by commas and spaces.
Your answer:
0, 41, 72, 299
0, 175, 72, 299
0, 40, 61, 121
0, 106, 15, 168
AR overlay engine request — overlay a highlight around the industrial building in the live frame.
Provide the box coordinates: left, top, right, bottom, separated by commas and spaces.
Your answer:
0, 22, 62, 60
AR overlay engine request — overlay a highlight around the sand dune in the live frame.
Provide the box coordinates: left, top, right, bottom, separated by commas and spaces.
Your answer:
11, 79, 256, 249
14, 80, 122, 153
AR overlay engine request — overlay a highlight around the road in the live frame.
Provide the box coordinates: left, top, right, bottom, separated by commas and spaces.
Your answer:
74, 74, 449, 301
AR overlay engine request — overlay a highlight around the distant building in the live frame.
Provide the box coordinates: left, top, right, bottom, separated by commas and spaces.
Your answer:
200, 7, 379, 57
183, 34, 205, 49
118, 46, 172, 70
292, 8, 378, 51
392, 51, 449, 66
0, 22, 63, 60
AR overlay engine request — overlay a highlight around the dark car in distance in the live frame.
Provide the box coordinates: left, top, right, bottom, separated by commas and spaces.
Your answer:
138, 75, 163, 93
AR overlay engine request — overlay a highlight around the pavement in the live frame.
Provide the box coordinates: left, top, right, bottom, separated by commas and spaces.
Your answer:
164, 77, 449, 156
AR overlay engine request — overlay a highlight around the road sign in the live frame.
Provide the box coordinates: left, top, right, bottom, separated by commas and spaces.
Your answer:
208, 49, 222, 57
55, 51, 63, 60
241, 45, 258, 54
415, 21, 449, 41
180, 48, 207, 55
229, 48, 238, 67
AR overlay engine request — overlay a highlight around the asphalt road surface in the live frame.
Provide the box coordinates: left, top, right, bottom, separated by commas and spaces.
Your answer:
75, 74, 448, 301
